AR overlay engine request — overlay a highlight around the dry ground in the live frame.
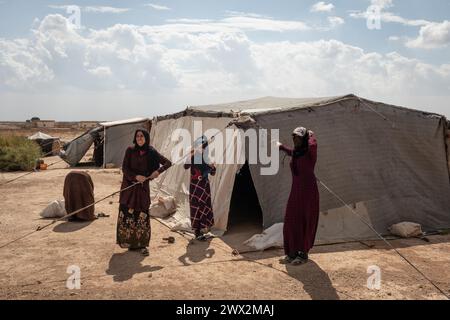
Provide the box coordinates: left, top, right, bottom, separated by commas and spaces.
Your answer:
0, 142, 449, 299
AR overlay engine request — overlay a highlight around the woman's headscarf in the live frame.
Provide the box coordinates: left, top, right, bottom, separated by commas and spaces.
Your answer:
292, 126, 309, 158
133, 129, 150, 152
192, 135, 212, 179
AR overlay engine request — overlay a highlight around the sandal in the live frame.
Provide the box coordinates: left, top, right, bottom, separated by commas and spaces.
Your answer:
196, 235, 208, 241
291, 256, 307, 265
279, 255, 295, 264
140, 248, 149, 256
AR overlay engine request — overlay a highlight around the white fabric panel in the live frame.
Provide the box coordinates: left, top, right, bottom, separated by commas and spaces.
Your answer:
150, 116, 243, 232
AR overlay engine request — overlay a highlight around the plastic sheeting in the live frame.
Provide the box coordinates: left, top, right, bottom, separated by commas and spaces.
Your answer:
150, 116, 243, 232
103, 120, 149, 167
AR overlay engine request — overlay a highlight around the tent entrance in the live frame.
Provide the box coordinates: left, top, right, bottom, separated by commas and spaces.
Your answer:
226, 162, 263, 236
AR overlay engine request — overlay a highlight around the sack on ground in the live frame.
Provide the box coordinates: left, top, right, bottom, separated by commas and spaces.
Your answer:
40, 200, 67, 218
150, 196, 176, 218
388, 222, 423, 238
244, 223, 284, 251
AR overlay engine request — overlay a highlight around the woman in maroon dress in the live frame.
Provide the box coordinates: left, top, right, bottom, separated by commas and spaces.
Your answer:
184, 136, 216, 241
279, 127, 319, 265
117, 129, 172, 256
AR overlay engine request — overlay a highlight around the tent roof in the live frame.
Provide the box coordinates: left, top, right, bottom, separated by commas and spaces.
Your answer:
155, 94, 443, 120
189, 95, 350, 114
28, 132, 57, 140
100, 118, 149, 128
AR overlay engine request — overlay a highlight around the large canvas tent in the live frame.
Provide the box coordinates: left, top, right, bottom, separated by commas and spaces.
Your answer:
150, 94, 450, 243
61, 118, 150, 167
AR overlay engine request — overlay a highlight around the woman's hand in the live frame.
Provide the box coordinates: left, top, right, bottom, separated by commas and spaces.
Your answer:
149, 171, 160, 180
136, 175, 147, 183
271, 139, 282, 147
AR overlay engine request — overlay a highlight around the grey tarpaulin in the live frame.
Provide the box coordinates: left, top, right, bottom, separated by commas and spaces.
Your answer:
61, 118, 150, 168
148, 95, 450, 242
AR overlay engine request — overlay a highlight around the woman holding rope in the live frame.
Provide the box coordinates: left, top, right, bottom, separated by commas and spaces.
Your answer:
116, 129, 172, 256
184, 136, 216, 241
278, 127, 319, 265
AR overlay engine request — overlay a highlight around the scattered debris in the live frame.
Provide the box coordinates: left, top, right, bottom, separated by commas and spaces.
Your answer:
96, 213, 110, 218
163, 236, 175, 244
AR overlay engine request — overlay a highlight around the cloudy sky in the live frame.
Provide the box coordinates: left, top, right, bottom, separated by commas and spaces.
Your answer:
0, 0, 449, 120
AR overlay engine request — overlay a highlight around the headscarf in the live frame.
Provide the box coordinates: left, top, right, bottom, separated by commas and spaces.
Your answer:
192, 135, 212, 179
292, 126, 310, 159
132, 129, 160, 176
133, 129, 150, 152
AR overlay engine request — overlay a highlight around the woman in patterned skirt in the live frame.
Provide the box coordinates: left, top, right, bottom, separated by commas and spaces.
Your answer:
184, 136, 216, 241
117, 129, 172, 256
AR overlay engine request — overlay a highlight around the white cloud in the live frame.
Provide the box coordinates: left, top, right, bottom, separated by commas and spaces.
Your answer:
84, 6, 130, 14
145, 3, 171, 11
328, 16, 345, 28
1, 14, 449, 118
371, 0, 393, 10
349, 9, 429, 27
311, 2, 335, 13
406, 20, 450, 49
48, 5, 130, 14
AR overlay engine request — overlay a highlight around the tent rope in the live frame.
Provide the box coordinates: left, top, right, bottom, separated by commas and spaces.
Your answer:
316, 177, 449, 299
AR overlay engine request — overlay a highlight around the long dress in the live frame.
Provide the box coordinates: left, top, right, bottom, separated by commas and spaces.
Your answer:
184, 156, 216, 233
280, 133, 320, 256
116, 146, 171, 249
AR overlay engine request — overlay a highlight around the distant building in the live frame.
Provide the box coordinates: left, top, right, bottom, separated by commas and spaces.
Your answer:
78, 121, 99, 129
32, 119, 55, 128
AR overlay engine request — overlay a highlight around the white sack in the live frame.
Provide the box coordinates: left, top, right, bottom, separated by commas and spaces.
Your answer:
150, 196, 177, 218
244, 223, 284, 251
388, 222, 423, 238
40, 200, 67, 218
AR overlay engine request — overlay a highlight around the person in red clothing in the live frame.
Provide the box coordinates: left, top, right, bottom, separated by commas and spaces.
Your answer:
116, 129, 172, 256
184, 136, 216, 241
278, 127, 319, 265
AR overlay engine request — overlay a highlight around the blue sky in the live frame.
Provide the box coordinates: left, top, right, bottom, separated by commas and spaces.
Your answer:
0, 0, 449, 120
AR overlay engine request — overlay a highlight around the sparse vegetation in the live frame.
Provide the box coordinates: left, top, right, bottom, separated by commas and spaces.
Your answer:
0, 135, 42, 171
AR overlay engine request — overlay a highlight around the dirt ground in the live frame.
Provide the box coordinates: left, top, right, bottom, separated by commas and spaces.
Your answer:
0, 153, 450, 300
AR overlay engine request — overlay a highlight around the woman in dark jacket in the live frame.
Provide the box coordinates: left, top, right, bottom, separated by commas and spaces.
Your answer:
116, 129, 172, 256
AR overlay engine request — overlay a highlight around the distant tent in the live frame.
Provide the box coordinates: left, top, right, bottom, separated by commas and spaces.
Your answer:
149, 94, 450, 243
28, 132, 60, 156
61, 118, 150, 167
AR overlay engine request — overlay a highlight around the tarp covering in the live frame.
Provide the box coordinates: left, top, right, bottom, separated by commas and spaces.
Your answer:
151, 95, 450, 242
150, 116, 242, 232
28, 132, 56, 140
61, 118, 150, 167
61, 128, 100, 166
103, 119, 150, 167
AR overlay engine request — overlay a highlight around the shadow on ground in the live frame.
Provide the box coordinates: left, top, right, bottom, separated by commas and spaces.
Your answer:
52, 220, 94, 233
178, 239, 215, 266
106, 251, 163, 282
